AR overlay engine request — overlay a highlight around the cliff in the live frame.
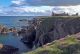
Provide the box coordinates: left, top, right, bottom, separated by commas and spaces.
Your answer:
21, 16, 80, 50
34, 16, 80, 47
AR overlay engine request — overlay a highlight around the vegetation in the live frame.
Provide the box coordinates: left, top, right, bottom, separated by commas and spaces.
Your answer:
23, 35, 80, 54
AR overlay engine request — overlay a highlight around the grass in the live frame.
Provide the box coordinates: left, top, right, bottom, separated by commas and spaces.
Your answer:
23, 35, 80, 54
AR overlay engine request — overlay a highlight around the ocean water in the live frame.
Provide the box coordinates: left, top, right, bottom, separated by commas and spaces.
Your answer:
0, 16, 37, 52
0, 34, 29, 52
0, 16, 36, 28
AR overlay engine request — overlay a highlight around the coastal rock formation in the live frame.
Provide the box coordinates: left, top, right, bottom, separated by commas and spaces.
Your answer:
21, 26, 36, 49
20, 17, 80, 49
0, 44, 18, 54
34, 17, 80, 47
18, 28, 27, 37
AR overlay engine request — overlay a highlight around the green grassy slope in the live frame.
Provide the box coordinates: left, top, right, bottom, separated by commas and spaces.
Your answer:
23, 34, 80, 54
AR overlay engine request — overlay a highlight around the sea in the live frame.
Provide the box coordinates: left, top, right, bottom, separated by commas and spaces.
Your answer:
0, 16, 37, 53
0, 16, 36, 28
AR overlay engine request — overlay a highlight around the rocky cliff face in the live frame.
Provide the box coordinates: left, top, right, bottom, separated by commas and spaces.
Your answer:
34, 16, 80, 47
21, 16, 80, 49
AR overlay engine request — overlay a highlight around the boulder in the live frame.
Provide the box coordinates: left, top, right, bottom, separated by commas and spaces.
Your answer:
0, 44, 18, 54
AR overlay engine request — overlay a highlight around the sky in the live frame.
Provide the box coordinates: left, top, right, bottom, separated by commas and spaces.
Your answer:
0, 0, 80, 16
0, 0, 11, 7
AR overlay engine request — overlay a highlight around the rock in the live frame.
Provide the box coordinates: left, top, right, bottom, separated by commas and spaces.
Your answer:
21, 27, 36, 49
19, 19, 28, 22
9, 27, 18, 36
18, 29, 27, 37
34, 17, 80, 47
0, 44, 18, 54
20, 17, 80, 49
0, 27, 9, 35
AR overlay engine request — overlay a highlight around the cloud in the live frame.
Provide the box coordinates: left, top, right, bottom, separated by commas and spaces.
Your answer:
11, 0, 22, 5
11, 0, 54, 6
1, 5, 80, 16
11, 0, 80, 6
0, 6, 53, 16
18, 6, 52, 12
52, 5, 80, 15
0, 7, 7, 14
9, 0, 80, 16
0, 9, 3, 13
11, 0, 29, 7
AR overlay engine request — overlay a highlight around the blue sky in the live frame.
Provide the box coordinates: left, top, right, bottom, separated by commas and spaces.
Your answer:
0, 0, 11, 7
0, 0, 80, 16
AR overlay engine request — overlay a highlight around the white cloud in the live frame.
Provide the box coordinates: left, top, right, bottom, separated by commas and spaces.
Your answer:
0, 9, 2, 13
11, 0, 25, 5
1, 5, 80, 16
16, 6, 53, 13
12, 1, 21, 5
52, 5, 80, 15
0, 8, 7, 14
0, 6, 53, 16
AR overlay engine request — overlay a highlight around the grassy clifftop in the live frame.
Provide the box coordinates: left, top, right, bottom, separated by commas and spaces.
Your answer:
24, 34, 80, 54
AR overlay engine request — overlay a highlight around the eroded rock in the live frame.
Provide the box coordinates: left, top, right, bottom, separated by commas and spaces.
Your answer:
0, 44, 18, 54
35, 17, 80, 47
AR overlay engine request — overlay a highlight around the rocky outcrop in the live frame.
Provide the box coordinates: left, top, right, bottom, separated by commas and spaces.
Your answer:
34, 17, 80, 47
21, 26, 36, 49
20, 17, 80, 49
0, 44, 18, 54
